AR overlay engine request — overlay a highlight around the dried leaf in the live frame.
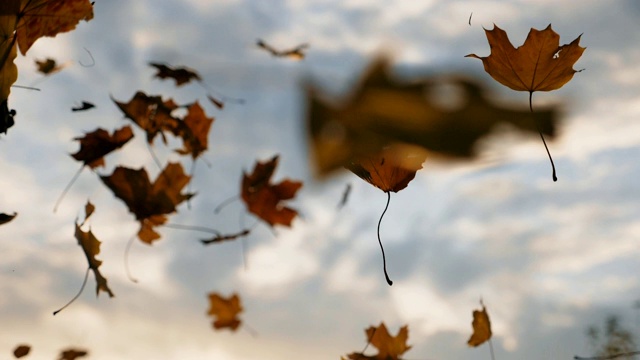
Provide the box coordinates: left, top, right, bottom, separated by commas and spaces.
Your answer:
149, 62, 201, 86
83, 200, 95, 222
241, 155, 302, 227
1, 99, 16, 134
346, 322, 412, 360
0, 211, 17, 225
75, 205, 114, 297
308, 57, 558, 175
257, 39, 308, 60
174, 101, 214, 159
58, 348, 88, 360
346, 144, 426, 193
71, 125, 134, 169
467, 302, 492, 347
466, 24, 585, 92
100, 162, 194, 244
112, 91, 181, 144
207, 292, 242, 331
35, 57, 64, 75
13, 344, 30, 358
71, 101, 95, 112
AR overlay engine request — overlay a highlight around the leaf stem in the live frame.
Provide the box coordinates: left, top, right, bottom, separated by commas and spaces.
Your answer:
377, 192, 393, 286
214, 195, 240, 214
53, 164, 85, 213
124, 234, 138, 283
489, 338, 496, 360
53, 267, 89, 315
530, 91, 557, 182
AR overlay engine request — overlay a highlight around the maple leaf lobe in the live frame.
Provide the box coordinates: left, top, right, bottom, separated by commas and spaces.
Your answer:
466, 24, 585, 92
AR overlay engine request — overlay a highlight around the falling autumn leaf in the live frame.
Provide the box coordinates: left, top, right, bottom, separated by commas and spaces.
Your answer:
174, 101, 214, 159
467, 301, 492, 347
0, 0, 94, 99
0, 212, 17, 225
207, 292, 243, 331
35, 57, 64, 75
149, 62, 201, 86
256, 39, 308, 60
112, 91, 181, 144
71, 101, 95, 112
466, 24, 585, 94
307, 57, 558, 175
58, 348, 88, 360
241, 155, 302, 227
346, 144, 426, 193
13, 344, 30, 358
100, 162, 194, 244
346, 323, 412, 360
71, 125, 134, 169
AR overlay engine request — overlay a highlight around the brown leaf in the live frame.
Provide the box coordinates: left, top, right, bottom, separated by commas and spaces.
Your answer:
0, 212, 17, 225
346, 322, 412, 360
15, 0, 94, 55
13, 344, 30, 358
75, 220, 114, 297
307, 57, 558, 175
467, 301, 492, 347
58, 348, 88, 360
35, 57, 63, 75
241, 155, 302, 227
256, 39, 308, 60
83, 200, 95, 222
466, 24, 585, 92
70, 125, 134, 169
100, 162, 194, 244
346, 144, 426, 193
174, 101, 214, 159
207, 292, 242, 331
71, 101, 95, 112
112, 91, 181, 144
149, 62, 201, 86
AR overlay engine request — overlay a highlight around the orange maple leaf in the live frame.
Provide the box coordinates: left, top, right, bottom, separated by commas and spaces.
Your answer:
100, 162, 194, 244
347, 144, 426, 193
149, 62, 201, 86
241, 155, 302, 227
206, 292, 243, 331
467, 301, 492, 347
174, 101, 214, 159
71, 125, 134, 169
346, 322, 412, 360
466, 24, 585, 93
112, 91, 181, 144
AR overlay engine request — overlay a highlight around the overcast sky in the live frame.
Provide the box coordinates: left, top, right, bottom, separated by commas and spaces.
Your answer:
1, 0, 640, 359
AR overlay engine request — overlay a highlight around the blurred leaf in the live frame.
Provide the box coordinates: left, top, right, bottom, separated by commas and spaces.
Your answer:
71, 126, 134, 169
207, 292, 242, 331
468, 301, 492, 347
13, 344, 30, 358
346, 322, 412, 360
149, 62, 201, 86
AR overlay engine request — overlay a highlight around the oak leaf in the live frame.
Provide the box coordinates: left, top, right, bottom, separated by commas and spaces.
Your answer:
174, 101, 214, 159
308, 57, 558, 175
241, 155, 302, 227
206, 292, 242, 331
75, 202, 114, 297
100, 162, 194, 244
149, 62, 201, 86
466, 24, 585, 93
467, 301, 492, 347
346, 323, 412, 360
71, 125, 134, 168
13, 344, 30, 358
112, 91, 181, 144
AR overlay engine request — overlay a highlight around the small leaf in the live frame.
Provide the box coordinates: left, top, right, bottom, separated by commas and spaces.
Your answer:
149, 62, 201, 86
468, 301, 492, 347
346, 322, 412, 360
207, 292, 243, 331
71, 126, 134, 169
0, 212, 17, 225
13, 344, 30, 358
58, 348, 88, 360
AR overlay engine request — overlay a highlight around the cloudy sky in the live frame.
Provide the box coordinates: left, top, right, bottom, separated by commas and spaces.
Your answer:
1, 0, 640, 359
